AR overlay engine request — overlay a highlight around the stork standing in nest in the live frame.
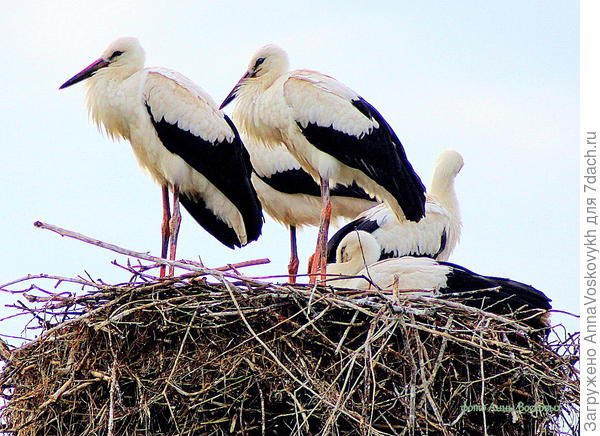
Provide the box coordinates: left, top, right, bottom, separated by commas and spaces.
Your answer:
59, 37, 263, 277
220, 44, 425, 283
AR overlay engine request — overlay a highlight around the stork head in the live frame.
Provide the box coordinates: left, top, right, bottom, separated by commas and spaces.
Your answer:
220, 44, 289, 109
329, 230, 381, 278
59, 37, 145, 89
428, 149, 464, 203
433, 150, 464, 180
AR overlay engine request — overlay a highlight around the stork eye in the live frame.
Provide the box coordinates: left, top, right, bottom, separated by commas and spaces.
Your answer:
110, 51, 124, 60
249, 57, 266, 78
253, 57, 265, 70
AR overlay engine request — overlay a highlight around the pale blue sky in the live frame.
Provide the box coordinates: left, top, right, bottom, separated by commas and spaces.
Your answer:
0, 1, 578, 338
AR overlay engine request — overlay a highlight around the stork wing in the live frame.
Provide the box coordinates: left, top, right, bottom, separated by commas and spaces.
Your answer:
249, 140, 376, 199
438, 262, 552, 333
326, 200, 450, 263
144, 69, 263, 246
247, 142, 321, 196
284, 71, 426, 222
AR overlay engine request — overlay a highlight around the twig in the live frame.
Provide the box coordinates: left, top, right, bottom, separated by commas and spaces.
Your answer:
162, 308, 198, 396
1, 273, 101, 291
34, 221, 269, 278
335, 310, 360, 355
107, 342, 118, 436
214, 258, 270, 272
0, 338, 12, 362
37, 377, 74, 410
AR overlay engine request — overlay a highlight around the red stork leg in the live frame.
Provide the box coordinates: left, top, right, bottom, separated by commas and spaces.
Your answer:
318, 201, 332, 283
288, 225, 299, 284
160, 185, 171, 278
306, 252, 315, 281
309, 176, 331, 285
168, 185, 182, 276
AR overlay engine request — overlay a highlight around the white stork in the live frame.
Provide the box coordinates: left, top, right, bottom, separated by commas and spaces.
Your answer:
59, 37, 263, 276
326, 150, 464, 263
248, 140, 377, 283
327, 231, 552, 334
220, 45, 426, 283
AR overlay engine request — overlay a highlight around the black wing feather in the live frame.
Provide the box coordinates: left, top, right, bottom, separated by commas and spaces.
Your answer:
258, 167, 376, 203
178, 192, 241, 249
432, 230, 447, 259
298, 97, 426, 222
438, 262, 552, 333
146, 105, 263, 247
330, 181, 377, 201
256, 168, 321, 196
326, 218, 382, 263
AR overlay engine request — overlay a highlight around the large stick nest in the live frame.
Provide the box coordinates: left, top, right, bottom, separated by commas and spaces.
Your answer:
0, 271, 579, 435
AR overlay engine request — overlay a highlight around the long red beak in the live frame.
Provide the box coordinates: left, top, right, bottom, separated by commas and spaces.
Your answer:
59, 57, 109, 90
219, 71, 250, 110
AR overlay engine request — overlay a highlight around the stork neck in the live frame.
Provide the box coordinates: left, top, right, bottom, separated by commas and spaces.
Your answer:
328, 255, 369, 277
233, 76, 289, 145
429, 175, 458, 216
85, 70, 139, 140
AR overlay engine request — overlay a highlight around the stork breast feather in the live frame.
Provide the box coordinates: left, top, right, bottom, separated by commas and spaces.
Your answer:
284, 76, 378, 138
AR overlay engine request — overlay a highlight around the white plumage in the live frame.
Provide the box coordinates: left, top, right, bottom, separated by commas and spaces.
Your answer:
221, 44, 425, 282
326, 231, 552, 333
60, 37, 263, 276
327, 150, 464, 263
249, 142, 377, 228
